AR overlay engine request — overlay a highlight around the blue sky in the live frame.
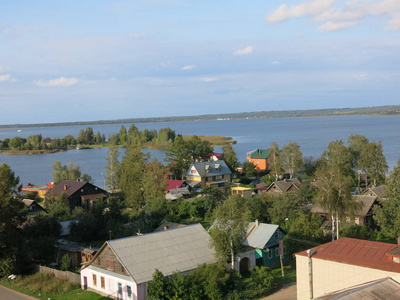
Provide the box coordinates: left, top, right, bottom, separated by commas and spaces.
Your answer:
1, 0, 399, 124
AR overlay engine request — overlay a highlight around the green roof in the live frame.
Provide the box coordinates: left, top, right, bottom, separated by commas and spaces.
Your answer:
249, 149, 269, 159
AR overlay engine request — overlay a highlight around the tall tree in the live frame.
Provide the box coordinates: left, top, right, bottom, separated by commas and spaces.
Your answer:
268, 142, 282, 180
221, 145, 239, 173
51, 161, 92, 184
359, 141, 388, 187
165, 135, 191, 180
105, 146, 120, 192
117, 138, 148, 210
320, 140, 354, 179
210, 196, 250, 269
373, 159, 400, 239
348, 134, 369, 170
142, 159, 168, 201
0, 164, 27, 276
280, 142, 303, 179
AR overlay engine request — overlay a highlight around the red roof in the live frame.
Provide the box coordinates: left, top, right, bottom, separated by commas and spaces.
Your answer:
296, 238, 400, 273
166, 180, 185, 191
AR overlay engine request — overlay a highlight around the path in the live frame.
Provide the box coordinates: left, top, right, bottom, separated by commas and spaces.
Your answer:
260, 283, 296, 300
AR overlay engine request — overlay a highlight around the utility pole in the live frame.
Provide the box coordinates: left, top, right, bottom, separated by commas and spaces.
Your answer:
307, 249, 313, 299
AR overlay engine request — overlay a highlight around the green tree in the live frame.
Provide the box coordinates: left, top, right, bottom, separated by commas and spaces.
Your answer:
221, 145, 239, 173
51, 161, 92, 184
143, 159, 168, 202
267, 142, 283, 180
105, 146, 120, 192
165, 135, 191, 180
148, 269, 168, 300
46, 193, 72, 221
348, 134, 369, 170
243, 160, 257, 177
359, 141, 388, 187
280, 142, 303, 179
0, 164, 27, 276
373, 159, 400, 239
60, 254, 72, 271
210, 196, 251, 268
117, 139, 148, 210
118, 125, 128, 144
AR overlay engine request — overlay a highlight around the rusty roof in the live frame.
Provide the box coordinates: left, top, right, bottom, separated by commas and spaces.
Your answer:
296, 238, 400, 273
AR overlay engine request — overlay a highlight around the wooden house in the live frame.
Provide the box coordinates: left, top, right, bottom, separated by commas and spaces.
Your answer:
185, 160, 232, 191
80, 224, 216, 300
46, 180, 108, 211
363, 185, 386, 200
310, 195, 378, 228
258, 179, 301, 195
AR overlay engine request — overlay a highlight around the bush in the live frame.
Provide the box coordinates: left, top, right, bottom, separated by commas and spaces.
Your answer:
60, 254, 71, 271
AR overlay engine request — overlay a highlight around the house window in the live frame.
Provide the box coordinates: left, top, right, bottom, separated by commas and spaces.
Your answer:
346, 217, 351, 224
212, 176, 216, 181
118, 283, 122, 295
191, 169, 196, 174
394, 257, 400, 263
127, 285, 132, 297
106, 259, 114, 271
121, 265, 125, 273
274, 231, 279, 240
97, 258, 101, 265
275, 248, 279, 257
101, 276, 105, 289
93, 274, 97, 286
355, 217, 360, 225
268, 250, 272, 258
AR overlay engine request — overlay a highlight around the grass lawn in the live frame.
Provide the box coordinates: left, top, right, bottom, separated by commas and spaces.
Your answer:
1, 273, 108, 300
272, 265, 297, 286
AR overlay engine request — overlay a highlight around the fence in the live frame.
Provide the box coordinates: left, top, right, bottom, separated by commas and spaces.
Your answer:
34, 265, 81, 285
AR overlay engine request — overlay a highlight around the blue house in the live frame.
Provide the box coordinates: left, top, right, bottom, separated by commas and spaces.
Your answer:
242, 222, 286, 268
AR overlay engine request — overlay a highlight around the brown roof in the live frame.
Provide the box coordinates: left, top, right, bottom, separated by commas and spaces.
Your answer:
296, 238, 400, 273
46, 180, 87, 197
311, 195, 377, 217
363, 185, 386, 199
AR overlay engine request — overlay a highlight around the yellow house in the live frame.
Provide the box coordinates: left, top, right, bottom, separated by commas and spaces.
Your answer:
185, 160, 232, 191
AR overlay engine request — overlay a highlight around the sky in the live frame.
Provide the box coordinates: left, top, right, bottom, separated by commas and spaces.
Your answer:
1, 0, 400, 124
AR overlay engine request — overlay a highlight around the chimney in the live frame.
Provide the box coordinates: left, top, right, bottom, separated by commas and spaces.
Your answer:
255, 219, 259, 227
64, 185, 68, 191
398, 237, 400, 245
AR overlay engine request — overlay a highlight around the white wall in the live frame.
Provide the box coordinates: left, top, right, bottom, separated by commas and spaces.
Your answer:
81, 267, 138, 300
296, 255, 400, 300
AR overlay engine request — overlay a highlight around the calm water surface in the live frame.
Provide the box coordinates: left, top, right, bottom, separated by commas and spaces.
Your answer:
1, 116, 399, 186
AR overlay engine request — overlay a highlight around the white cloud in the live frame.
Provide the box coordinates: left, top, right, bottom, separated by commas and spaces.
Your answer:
198, 77, 219, 82
181, 65, 196, 71
36, 77, 79, 87
319, 21, 358, 31
267, 0, 335, 23
128, 32, 146, 38
271, 61, 281, 65
267, 0, 400, 31
353, 72, 368, 81
233, 46, 253, 56
0, 74, 11, 81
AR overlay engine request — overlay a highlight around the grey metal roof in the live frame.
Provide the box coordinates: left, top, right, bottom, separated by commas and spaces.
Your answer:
107, 223, 216, 284
242, 223, 280, 249
314, 277, 400, 299
186, 160, 232, 178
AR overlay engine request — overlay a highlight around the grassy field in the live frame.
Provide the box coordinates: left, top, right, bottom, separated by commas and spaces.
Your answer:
182, 135, 236, 146
1, 273, 108, 300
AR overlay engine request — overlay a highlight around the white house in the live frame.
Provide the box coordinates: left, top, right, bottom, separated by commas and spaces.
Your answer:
296, 237, 400, 300
80, 223, 216, 300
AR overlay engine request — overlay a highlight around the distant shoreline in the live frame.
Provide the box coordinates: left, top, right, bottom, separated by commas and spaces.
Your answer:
1, 105, 400, 129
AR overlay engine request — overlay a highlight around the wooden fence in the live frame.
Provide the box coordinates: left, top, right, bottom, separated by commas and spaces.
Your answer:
34, 265, 81, 285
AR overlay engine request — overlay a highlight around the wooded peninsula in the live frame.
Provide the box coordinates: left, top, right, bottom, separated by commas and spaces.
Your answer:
1, 105, 399, 129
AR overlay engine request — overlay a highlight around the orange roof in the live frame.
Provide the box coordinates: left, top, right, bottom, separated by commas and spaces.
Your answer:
296, 238, 400, 273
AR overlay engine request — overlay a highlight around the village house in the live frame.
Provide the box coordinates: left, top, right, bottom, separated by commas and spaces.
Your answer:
363, 185, 386, 200
80, 223, 216, 300
257, 178, 301, 195
310, 195, 379, 229
246, 149, 270, 171
243, 221, 286, 268
296, 237, 400, 300
164, 179, 190, 200
184, 160, 232, 191
22, 183, 50, 198
46, 180, 109, 212
22, 199, 47, 216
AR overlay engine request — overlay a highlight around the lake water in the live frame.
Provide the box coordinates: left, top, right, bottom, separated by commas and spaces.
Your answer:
1, 115, 399, 186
